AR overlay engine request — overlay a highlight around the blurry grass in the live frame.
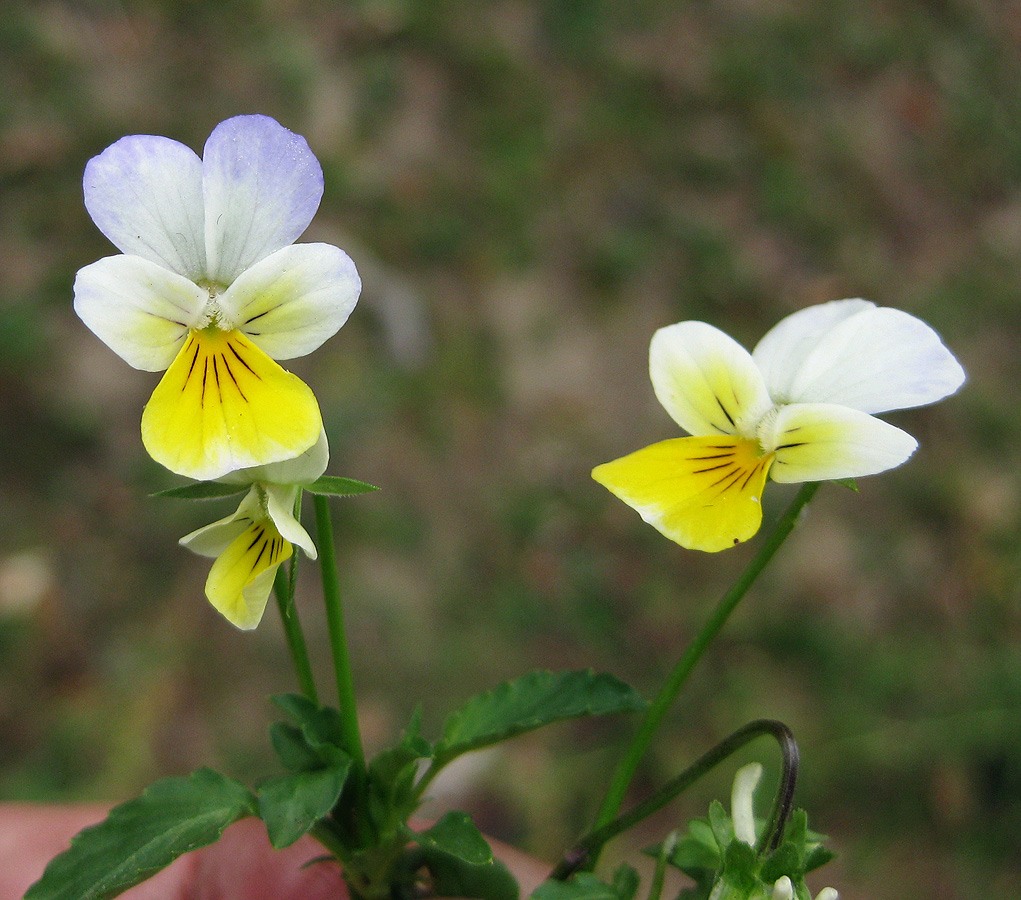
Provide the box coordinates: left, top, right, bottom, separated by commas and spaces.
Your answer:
1, 1, 1020, 899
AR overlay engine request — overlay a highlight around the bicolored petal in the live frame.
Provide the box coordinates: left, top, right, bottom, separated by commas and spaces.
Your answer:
204, 519, 292, 629
179, 486, 264, 558
140, 329, 322, 481
761, 304, 966, 413
752, 298, 874, 402
760, 403, 918, 483
202, 115, 324, 286
650, 322, 772, 438
219, 429, 329, 487
592, 436, 773, 552
73, 255, 208, 371
218, 243, 361, 359
83, 134, 207, 281
264, 484, 317, 559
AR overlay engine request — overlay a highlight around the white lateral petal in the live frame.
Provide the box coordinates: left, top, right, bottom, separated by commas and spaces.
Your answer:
219, 243, 360, 358
265, 484, 318, 559
781, 307, 966, 413
219, 429, 329, 486
731, 762, 762, 846
752, 298, 875, 401
650, 321, 772, 437
83, 134, 207, 281
762, 403, 918, 483
202, 115, 324, 286
73, 255, 208, 371
179, 486, 262, 558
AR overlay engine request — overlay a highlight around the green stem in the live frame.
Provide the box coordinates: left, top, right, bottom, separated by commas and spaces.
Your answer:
551, 719, 799, 880
273, 564, 318, 704
313, 494, 366, 771
593, 481, 821, 831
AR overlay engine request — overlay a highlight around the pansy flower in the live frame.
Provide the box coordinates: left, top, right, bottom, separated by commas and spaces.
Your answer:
593, 299, 965, 552
179, 431, 328, 630
74, 115, 360, 481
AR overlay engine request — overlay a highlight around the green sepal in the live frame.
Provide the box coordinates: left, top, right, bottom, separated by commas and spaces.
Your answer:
436, 669, 645, 763
305, 475, 380, 496
24, 768, 256, 900
414, 811, 492, 866
831, 477, 859, 492
719, 840, 759, 894
257, 759, 352, 849
707, 799, 733, 849
151, 481, 248, 500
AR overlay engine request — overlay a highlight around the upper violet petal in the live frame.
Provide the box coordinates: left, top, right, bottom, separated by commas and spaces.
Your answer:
202, 115, 324, 286
83, 134, 207, 281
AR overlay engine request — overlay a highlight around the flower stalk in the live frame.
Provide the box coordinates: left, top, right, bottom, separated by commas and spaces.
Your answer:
592, 481, 820, 834
273, 563, 318, 704
314, 494, 365, 771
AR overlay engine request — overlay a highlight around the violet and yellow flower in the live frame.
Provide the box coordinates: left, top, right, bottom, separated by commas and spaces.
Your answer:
593, 299, 965, 552
74, 115, 360, 481
179, 431, 328, 630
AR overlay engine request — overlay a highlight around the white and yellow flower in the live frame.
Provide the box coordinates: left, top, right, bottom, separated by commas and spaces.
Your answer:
74, 115, 360, 481
593, 299, 965, 552
179, 431, 328, 630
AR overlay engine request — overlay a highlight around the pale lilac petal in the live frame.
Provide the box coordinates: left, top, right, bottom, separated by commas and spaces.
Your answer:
73, 255, 208, 371
761, 403, 918, 483
202, 115, 324, 285
218, 243, 360, 359
752, 299, 875, 402
83, 135, 206, 281
650, 321, 772, 438
779, 307, 966, 413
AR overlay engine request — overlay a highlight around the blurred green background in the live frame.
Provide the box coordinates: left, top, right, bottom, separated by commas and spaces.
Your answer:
0, 1, 1018, 897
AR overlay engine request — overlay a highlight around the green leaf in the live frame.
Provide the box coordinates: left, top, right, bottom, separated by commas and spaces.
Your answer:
305, 475, 380, 496
531, 873, 623, 900
415, 811, 492, 866
257, 758, 352, 849
409, 848, 519, 900
436, 670, 645, 762
151, 481, 248, 500
269, 721, 326, 772
24, 768, 256, 900
271, 693, 347, 750
610, 863, 641, 900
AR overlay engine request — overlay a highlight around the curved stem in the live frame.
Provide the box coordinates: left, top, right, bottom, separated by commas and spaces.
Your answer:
593, 482, 821, 831
551, 719, 800, 880
273, 562, 319, 704
313, 494, 365, 771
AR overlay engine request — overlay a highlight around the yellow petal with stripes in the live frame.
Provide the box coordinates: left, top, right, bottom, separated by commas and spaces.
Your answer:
592, 436, 773, 552
205, 520, 293, 629
141, 329, 321, 481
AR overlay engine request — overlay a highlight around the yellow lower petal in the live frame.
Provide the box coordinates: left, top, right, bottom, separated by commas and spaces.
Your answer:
205, 521, 293, 629
592, 436, 773, 552
141, 329, 322, 481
